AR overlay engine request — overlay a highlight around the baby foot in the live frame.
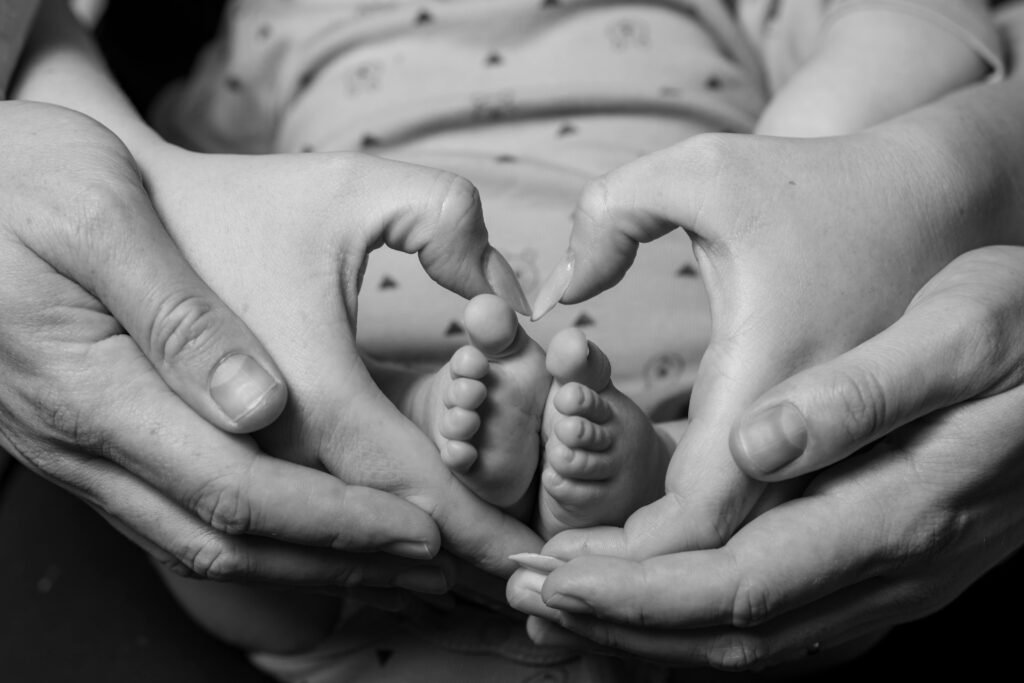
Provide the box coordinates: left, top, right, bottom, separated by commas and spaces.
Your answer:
406, 294, 551, 513
536, 328, 672, 540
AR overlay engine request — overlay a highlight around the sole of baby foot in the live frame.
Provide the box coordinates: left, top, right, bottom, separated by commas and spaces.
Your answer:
426, 294, 551, 511
535, 327, 671, 540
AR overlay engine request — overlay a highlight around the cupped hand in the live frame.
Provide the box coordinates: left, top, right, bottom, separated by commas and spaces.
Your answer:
139, 142, 542, 577
0, 100, 445, 588
529, 116, 1021, 559
508, 245, 1024, 670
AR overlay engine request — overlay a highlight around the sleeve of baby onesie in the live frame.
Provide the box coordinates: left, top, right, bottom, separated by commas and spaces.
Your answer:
738, 0, 1005, 94
824, 0, 1005, 82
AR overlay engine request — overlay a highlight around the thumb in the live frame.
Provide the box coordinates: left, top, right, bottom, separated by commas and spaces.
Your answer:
530, 141, 717, 319
74, 198, 289, 433
364, 163, 531, 316
730, 246, 1024, 480
14, 112, 288, 434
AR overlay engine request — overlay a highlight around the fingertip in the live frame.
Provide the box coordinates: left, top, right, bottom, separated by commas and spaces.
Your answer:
483, 247, 532, 317
531, 253, 575, 321
730, 402, 809, 480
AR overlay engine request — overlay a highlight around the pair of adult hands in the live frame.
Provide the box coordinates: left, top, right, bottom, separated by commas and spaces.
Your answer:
0, 100, 539, 597
507, 74, 1024, 669
7, 63, 1024, 677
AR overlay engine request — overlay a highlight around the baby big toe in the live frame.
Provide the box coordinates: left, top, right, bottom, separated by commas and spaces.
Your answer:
463, 294, 521, 358
546, 328, 611, 392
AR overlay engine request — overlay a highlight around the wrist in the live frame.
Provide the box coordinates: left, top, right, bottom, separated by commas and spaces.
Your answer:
874, 81, 1024, 245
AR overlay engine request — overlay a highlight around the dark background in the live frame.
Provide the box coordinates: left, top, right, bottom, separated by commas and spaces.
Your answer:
3, 461, 1022, 682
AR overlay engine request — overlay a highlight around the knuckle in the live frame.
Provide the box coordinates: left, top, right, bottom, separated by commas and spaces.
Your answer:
897, 506, 967, 565
148, 292, 225, 368
396, 171, 483, 270
430, 173, 484, 252
824, 366, 888, 444
953, 298, 1015, 391
183, 534, 247, 581
708, 633, 770, 672
40, 380, 118, 462
190, 473, 254, 536
435, 172, 481, 223
575, 175, 615, 227
65, 179, 136, 239
333, 563, 365, 588
155, 555, 198, 579
731, 576, 774, 628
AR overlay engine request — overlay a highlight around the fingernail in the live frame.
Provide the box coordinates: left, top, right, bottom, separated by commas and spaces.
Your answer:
514, 568, 548, 595
733, 402, 808, 475
383, 541, 436, 560
531, 252, 575, 321
209, 354, 281, 423
544, 591, 595, 615
509, 553, 566, 574
484, 247, 532, 317
395, 567, 451, 595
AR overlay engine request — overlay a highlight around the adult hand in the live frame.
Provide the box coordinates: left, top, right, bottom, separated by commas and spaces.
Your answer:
0, 100, 447, 588
529, 110, 1020, 560
509, 54, 1024, 667
137, 141, 541, 577
509, 245, 1024, 670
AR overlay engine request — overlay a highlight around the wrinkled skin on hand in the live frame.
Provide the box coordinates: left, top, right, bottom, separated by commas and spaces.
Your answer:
510, 246, 1024, 671
507, 77, 1024, 666
0, 101, 461, 587
510, 10, 1024, 670
533, 125, 1020, 561
138, 143, 542, 578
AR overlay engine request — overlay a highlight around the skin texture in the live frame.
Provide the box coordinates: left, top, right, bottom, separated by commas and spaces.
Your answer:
9, 0, 542, 585
510, 247, 1024, 671
0, 100, 450, 586
141, 144, 543, 578
506, 16, 1024, 665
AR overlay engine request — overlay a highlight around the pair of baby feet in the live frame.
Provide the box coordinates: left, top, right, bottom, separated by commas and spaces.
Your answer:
404, 294, 671, 540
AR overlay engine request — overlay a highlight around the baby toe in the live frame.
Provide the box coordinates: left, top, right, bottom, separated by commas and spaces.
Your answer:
554, 415, 613, 451
463, 294, 521, 358
441, 440, 478, 473
443, 377, 487, 410
545, 438, 614, 480
449, 345, 489, 381
541, 468, 605, 509
553, 382, 612, 423
440, 406, 481, 441
546, 328, 611, 392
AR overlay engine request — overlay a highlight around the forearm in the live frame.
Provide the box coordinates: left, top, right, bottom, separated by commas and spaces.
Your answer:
875, 7, 1024, 244
11, 0, 164, 158
756, 0, 997, 137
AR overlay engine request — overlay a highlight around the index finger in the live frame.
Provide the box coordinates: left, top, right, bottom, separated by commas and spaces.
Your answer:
530, 138, 720, 318
77, 335, 440, 558
73, 459, 452, 589
522, 487, 892, 630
